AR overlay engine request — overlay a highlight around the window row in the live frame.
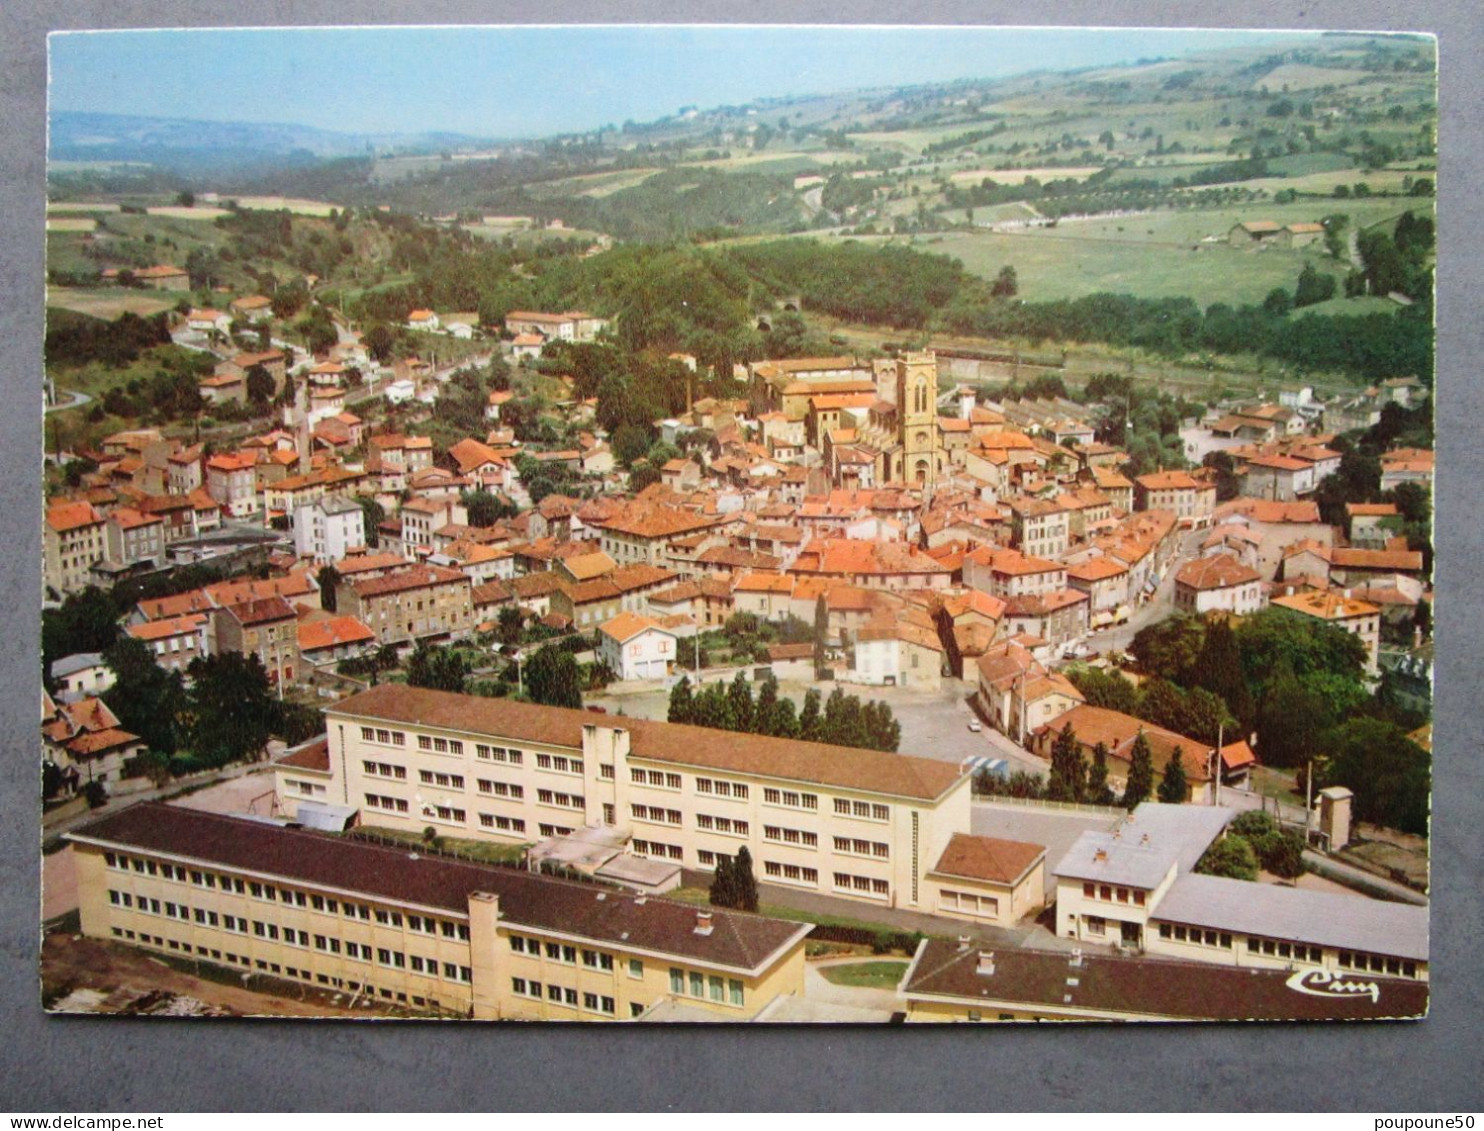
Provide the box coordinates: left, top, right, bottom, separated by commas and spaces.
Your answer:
366, 794, 409, 813
106, 854, 247, 894
631, 804, 682, 826
1159, 923, 1233, 949
832, 799, 890, 822
694, 777, 748, 800
695, 814, 748, 837
509, 978, 616, 1014
419, 770, 466, 789
938, 889, 999, 918
1338, 950, 1419, 979
537, 789, 585, 810
832, 873, 890, 898
763, 826, 818, 849
477, 779, 524, 800
108, 889, 468, 940
508, 936, 620, 972
417, 735, 465, 756
360, 727, 408, 747
1246, 935, 1323, 964
536, 753, 583, 775
632, 839, 683, 862
479, 813, 527, 834
832, 836, 889, 860
668, 967, 745, 1007
763, 788, 818, 811
476, 744, 523, 765
1081, 881, 1148, 907
362, 761, 406, 780
631, 768, 683, 790
763, 860, 819, 886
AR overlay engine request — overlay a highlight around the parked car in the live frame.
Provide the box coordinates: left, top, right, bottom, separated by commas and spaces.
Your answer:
967, 719, 983, 732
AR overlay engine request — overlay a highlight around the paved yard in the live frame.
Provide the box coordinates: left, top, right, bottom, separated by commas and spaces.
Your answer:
168, 767, 280, 816
591, 674, 1047, 776
971, 799, 1122, 898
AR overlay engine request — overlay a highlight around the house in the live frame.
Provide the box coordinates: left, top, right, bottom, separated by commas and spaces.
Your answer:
1006, 497, 1070, 559
204, 453, 260, 518
597, 612, 678, 681
1002, 589, 1090, 648
213, 597, 300, 687
1173, 554, 1265, 616
342, 566, 475, 647
124, 614, 210, 674
407, 309, 440, 332
293, 497, 367, 565
1239, 454, 1315, 502
44, 500, 108, 596
1065, 558, 1131, 627
1347, 502, 1401, 548
103, 507, 165, 568
186, 308, 232, 335
1134, 471, 1216, 527
1212, 498, 1334, 580
132, 264, 189, 290
1228, 221, 1282, 248
229, 294, 273, 321
42, 694, 144, 791
297, 615, 377, 669
1032, 705, 1217, 804
963, 547, 1066, 599
49, 653, 116, 701
851, 617, 944, 690
974, 642, 1085, 744
1279, 222, 1325, 249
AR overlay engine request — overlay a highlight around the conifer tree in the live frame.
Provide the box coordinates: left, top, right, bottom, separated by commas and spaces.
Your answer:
1158, 746, 1189, 804
667, 675, 694, 724
1124, 730, 1156, 809
1047, 724, 1087, 802
1087, 741, 1114, 805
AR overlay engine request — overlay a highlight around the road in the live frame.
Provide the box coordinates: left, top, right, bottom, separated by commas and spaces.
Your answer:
1092, 524, 1209, 656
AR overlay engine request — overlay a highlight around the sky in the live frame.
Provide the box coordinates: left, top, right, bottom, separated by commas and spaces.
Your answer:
47, 25, 1317, 141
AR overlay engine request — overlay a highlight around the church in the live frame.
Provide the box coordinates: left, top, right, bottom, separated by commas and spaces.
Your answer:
817, 351, 950, 489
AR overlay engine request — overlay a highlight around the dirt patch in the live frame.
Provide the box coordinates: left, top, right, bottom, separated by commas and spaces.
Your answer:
41, 930, 424, 1019
46, 286, 178, 319
1340, 824, 1429, 890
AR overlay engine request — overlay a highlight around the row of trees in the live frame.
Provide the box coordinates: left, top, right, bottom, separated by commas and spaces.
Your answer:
667, 673, 901, 752
1045, 724, 1189, 809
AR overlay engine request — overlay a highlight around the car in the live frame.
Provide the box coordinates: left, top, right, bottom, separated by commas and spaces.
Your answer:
967, 719, 983, 732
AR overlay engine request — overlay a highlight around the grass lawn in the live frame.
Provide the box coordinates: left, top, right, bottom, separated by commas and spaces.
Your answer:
348, 825, 529, 866
1248, 765, 1304, 807
45, 286, 179, 320
818, 960, 909, 989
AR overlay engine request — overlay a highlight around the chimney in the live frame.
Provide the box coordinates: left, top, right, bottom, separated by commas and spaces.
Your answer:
1070, 948, 1083, 968
957, 934, 972, 952
694, 910, 713, 936
1093, 848, 1108, 862
1141, 833, 1150, 846
976, 951, 996, 976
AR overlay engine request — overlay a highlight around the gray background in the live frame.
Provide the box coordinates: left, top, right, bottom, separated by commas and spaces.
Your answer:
2, 1, 1478, 1112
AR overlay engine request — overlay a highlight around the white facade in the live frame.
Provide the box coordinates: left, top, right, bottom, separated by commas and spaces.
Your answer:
600, 624, 677, 681
293, 498, 367, 564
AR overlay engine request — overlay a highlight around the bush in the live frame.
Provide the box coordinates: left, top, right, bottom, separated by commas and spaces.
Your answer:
1229, 810, 1278, 839
83, 780, 108, 809
1195, 836, 1259, 881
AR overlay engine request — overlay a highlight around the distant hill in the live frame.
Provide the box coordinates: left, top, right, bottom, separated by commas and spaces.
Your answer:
48, 111, 497, 176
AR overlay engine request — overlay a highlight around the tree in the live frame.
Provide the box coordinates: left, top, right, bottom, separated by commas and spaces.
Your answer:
1253, 673, 1328, 769
1262, 287, 1293, 317
1087, 742, 1114, 805
1047, 724, 1087, 802
406, 641, 468, 693
991, 265, 1018, 298
1294, 262, 1337, 309
1066, 666, 1139, 714
186, 652, 274, 766
1136, 677, 1190, 734
364, 323, 397, 363
1189, 617, 1254, 733
102, 635, 186, 757
813, 594, 829, 673
798, 687, 822, 741
524, 645, 582, 709
245, 364, 275, 406
732, 846, 759, 912
42, 587, 121, 677
1129, 613, 1206, 685
1123, 731, 1155, 809
668, 675, 695, 724
861, 700, 901, 752
462, 488, 514, 528
497, 605, 524, 647
1195, 836, 1259, 881
612, 423, 652, 468
357, 497, 385, 548
725, 672, 755, 734
317, 564, 341, 613
1157, 746, 1189, 803
709, 854, 736, 908
1320, 717, 1430, 835
753, 673, 781, 736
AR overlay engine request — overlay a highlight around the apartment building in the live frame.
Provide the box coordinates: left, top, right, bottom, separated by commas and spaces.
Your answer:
68, 803, 810, 1021
293, 497, 367, 565
1133, 471, 1217, 527
307, 685, 1020, 918
340, 566, 474, 647
44, 500, 108, 596
213, 597, 300, 687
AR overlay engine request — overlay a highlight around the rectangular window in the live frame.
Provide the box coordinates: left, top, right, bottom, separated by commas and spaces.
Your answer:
670, 968, 684, 994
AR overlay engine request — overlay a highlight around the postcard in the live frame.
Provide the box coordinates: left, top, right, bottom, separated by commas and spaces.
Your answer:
40, 24, 1433, 1022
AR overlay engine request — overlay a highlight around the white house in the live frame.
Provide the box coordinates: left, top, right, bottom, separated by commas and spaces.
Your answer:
292, 496, 367, 565
597, 612, 677, 681
1173, 554, 1265, 616
407, 309, 440, 332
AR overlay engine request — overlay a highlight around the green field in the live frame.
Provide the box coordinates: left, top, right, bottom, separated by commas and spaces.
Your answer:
45, 286, 180, 319
818, 961, 909, 989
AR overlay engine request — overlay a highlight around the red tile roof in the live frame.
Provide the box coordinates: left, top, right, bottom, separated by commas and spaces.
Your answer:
931, 833, 1045, 885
